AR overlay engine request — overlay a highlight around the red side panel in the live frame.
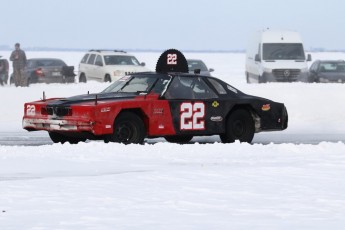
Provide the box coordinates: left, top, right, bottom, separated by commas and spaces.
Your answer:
23, 94, 177, 137
145, 99, 176, 136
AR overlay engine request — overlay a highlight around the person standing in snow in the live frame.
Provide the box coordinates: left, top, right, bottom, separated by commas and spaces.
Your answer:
10, 43, 27, 87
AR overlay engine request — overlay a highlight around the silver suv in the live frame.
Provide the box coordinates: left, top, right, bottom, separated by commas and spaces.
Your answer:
78, 50, 150, 83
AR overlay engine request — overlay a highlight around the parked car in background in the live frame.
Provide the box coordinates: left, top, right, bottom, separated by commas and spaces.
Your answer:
0, 57, 9, 85
187, 59, 214, 76
78, 50, 150, 83
245, 29, 311, 83
10, 58, 76, 86
309, 60, 345, 83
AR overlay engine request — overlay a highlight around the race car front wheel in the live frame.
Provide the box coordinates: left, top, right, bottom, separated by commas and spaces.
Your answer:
220, 109, 255, 143
49, 132, 67, 144
112, 112, 146, 144
48, 132, 85, 144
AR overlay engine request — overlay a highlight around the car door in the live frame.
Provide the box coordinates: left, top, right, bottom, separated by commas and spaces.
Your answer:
25, 60, 37, 83
93, 55, 104, 81
86, 54, 96, 80
309, 61, 319, 82
164, 76, 223, 136
334, 63, 345, 82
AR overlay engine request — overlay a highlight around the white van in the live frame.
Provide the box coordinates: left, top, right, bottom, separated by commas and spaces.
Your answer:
245, 29, 311, 83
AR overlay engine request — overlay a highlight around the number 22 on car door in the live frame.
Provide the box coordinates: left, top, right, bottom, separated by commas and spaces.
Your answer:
180, 102, 205, 130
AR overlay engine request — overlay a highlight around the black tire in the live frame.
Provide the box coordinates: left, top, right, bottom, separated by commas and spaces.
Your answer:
111, 112, 146, 144
220, 109, 255, 143
79, 73, 87, 83
26, 77, 31, 87
104, 74, 111, 82
258, 75, 266, 83
164, 135, 193, 144
48, 132, 84, 144
49, 132, 67, 144
246, 72, 250, 83
66, 138, 84, 144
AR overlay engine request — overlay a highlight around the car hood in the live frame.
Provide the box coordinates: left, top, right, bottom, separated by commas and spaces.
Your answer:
262, 60, 308, 69
47, 92, 138, 106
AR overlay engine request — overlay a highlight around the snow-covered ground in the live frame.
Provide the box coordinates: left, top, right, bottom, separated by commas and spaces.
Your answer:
1, 51, 345, 229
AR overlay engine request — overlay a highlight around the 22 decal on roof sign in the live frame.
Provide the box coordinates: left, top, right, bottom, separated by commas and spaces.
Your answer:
167, 54, 177, 65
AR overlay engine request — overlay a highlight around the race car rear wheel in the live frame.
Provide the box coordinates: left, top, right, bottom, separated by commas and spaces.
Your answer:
220, 109, 255, 143
111, 112, 146, 144
164, 135, 193, 144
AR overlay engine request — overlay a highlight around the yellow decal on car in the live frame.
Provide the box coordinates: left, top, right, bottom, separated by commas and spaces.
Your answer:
212, 101, 219, 108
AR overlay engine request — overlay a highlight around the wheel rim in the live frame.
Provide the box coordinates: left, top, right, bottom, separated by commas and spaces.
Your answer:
116, 122, 134, 143
232, 119, 245, 137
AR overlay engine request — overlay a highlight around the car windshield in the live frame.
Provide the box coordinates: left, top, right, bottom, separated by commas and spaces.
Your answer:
102, 75, 171, 94
103, 55, 140, 66
319, 62, 345, 72
187, 60, 208, 71
263, 43, 305, 60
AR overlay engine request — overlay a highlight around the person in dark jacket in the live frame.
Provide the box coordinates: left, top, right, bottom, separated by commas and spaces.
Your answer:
10, 43, 27, 87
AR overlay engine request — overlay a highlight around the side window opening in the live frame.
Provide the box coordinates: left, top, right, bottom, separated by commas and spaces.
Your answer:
164, 76, 218, 100
191, 77, 218, 99
87, 54, 96, 65
95, 55, 103, 66
81, 54, 89, 64
208, 78, 227, 95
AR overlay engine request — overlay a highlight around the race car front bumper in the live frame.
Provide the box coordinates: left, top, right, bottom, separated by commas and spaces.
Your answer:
23, 118, 95, 132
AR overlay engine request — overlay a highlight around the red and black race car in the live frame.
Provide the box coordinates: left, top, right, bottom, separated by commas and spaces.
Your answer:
23, 49, 288, 144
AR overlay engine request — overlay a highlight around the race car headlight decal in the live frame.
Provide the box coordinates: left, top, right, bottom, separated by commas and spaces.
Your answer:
101, 107, 111, 113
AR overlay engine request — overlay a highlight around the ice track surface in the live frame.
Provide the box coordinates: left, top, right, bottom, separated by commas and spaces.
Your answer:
1, 51, 345, 229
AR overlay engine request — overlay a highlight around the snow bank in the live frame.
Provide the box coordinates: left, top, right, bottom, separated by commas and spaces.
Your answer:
1, 141, 345, 229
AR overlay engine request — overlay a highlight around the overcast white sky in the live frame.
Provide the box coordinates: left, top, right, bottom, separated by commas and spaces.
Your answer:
2, 0, 344, 51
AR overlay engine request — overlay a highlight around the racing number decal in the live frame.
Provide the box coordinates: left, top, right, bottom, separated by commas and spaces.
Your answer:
26, 105, 36, 116
180, 102, 205, 130
167, 54, 177, 65
180, 103, 193, 129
